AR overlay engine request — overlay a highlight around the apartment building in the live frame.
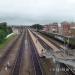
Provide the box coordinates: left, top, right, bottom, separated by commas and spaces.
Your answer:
61, 22, 70, 36
70, 22, 75, 37
49, 23, 58, 33
43, 22, 75, 37
43, 25, 49, 32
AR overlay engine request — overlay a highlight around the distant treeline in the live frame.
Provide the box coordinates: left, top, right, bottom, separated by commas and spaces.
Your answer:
30, 24, 43, 30
0, 22, 12, 43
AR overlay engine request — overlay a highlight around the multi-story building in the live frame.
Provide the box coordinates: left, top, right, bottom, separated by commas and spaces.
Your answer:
61, 22, 70, 36
43, 23, 59, 33
49, 23, 58, 33
43, 25, 49, 32
43, 22, 75, 37
58, 23, 62, 35
70, 22, 75, 37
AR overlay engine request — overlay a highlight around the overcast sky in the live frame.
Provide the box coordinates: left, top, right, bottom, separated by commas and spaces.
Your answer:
0, 0, 75, 25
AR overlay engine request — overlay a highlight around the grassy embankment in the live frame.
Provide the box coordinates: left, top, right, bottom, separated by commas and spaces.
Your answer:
0, 22, 13, 49
0, 34, 16, 49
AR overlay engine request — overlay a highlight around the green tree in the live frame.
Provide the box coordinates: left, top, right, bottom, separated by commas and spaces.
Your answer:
31, 24, 43, 30
0, 22, 12, 43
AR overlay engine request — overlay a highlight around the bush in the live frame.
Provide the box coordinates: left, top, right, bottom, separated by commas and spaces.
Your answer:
0, 22, 12, 43
0, 30, 6, 43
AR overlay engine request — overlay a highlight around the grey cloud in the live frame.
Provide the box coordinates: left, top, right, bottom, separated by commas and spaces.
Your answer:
0, 0, 75, 25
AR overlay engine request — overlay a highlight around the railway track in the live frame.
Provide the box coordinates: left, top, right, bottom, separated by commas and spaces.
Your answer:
38, 32, 64, 50
37, 31, 75, 75
31, 30, 52, 51
0, 32, 22, 71
11, 30, 26, 75
60, 63, 75, 75
28, 30, 44, 75
30, 30, 75, 75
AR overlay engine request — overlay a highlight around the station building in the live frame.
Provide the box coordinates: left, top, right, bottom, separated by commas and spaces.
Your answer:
61, 22, 70, 36
49, 23, 58, 33
43, 23, 58, 33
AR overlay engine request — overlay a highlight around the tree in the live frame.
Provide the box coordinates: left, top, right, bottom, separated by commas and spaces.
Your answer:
31, 24, 43, 30
0, 22, 12, 43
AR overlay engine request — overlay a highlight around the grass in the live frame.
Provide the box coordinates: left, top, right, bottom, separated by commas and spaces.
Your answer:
0, 33, 16, 49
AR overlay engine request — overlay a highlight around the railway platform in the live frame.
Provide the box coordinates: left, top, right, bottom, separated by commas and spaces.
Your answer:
28, 30, 46, 57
